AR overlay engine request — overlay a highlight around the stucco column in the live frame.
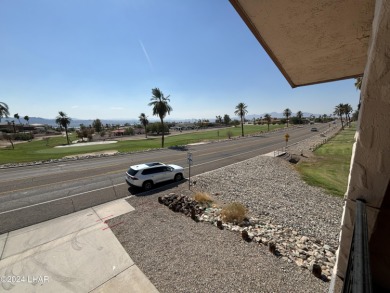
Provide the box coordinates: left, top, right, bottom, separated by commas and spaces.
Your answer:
335, 0, 390, 289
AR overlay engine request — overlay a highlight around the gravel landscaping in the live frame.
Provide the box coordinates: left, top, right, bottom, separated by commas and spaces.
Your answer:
194, 155, 342, 248
109, 125, 345, 293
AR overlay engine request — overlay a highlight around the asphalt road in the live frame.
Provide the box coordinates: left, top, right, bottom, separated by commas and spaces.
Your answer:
0, 124, 329, 233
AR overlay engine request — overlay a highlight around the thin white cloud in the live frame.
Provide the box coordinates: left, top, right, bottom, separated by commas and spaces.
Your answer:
110, 106, 124, 110
71, 105, 79, 108
139, 40, 154, 72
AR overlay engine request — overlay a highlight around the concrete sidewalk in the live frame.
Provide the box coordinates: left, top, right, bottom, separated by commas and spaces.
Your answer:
0, 198, 159, 293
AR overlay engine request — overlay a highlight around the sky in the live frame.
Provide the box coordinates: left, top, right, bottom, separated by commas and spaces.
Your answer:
0, 0, 361, 121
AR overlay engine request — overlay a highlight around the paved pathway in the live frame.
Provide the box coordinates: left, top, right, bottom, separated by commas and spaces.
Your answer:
0, 198, 159, 292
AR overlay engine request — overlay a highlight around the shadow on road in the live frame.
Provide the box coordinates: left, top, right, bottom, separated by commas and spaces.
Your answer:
127, 179, 187, 196
168, 145, 189, 151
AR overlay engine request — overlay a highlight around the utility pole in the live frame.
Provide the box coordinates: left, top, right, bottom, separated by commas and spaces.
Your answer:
187, 152, 192, 190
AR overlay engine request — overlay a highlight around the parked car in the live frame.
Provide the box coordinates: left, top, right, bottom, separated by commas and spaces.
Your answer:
311, 127, 318, 132
125, 162, 184, 190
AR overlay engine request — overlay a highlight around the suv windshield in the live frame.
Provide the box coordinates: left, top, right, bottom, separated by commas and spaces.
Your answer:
127, 168, 138, 176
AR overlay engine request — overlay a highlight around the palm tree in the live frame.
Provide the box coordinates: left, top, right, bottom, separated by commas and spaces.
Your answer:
355, 77, 363, 90
215, 115, 223, 124
264, 113, 272, 131
334, 104, 344, 128
14, 113, 21, 124
234, 102, 248, 137
343, 103, 353, 126
283, 108, 292, 127
296, 111, 303, 124
11, 120, 16, 133
139, 113, 149, 138
148, 88, 172, 147
24, 115, 30, 125
55, 111, 72, 144
0, 102, 10, 122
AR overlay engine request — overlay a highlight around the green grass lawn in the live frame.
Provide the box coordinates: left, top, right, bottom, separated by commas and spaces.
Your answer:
295, 125, 356, 197
0, 124, 285, 164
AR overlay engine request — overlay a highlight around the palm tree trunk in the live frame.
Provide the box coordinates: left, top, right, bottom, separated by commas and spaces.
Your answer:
160, 118, 164, 148
144, 126, 147, 138
65, 125, 70, 144
241, 116, 244, 136
268, 123, 270, 132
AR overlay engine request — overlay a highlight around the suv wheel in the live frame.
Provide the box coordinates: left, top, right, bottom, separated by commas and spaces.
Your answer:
174, 173, 183, 182
143, 181, 153, 191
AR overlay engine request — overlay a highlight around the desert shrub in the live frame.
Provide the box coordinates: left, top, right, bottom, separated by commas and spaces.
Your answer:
220, 202, 247, 223
194, 192, 213, 204
76, 130, 83, 139
77, 128, 94, 139
146, 123, 169, 135
1, 133, 15, 149
227, 130, 233, 139
124, 127, 134, 135
14, 132, 34, 141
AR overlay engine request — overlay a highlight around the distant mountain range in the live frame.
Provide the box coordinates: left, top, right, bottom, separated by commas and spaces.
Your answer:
4, 112, 324, 127
7, 117, 140, 127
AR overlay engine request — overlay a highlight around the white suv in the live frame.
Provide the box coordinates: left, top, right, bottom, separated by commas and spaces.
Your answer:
125, 162, 184, 190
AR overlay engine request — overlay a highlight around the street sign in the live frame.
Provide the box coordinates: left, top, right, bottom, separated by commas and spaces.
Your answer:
284, 133, 290, 148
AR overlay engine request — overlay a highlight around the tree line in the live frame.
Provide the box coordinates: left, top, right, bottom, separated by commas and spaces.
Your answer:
0, 79, 361, 149
333, 103, 354, 128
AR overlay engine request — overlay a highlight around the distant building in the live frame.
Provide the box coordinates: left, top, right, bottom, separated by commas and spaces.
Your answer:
0, 123, 48, 134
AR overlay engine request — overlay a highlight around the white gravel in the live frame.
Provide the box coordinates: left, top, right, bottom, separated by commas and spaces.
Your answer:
195, 155, 343, 248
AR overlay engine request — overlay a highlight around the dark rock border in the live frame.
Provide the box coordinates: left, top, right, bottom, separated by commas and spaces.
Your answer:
159, 192, 335, 282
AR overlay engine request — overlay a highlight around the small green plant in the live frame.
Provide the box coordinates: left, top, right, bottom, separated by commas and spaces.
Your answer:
194, 192, 213, 204
221, 202, 247, 223
227, 130, 233, 139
